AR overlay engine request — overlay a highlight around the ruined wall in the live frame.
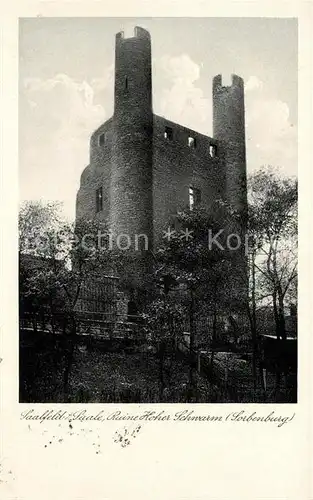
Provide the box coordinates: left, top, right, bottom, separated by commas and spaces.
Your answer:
75, 48, 248, 303
74, 29, 249, 314
75, 118, 113, 225
76, 112, 226, 253
152, 115, 225, 248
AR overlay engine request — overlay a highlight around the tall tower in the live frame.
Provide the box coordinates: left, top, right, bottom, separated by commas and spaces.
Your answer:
212, 74, 248, 304
110, 26, 154, 289
212, 74, 247, 225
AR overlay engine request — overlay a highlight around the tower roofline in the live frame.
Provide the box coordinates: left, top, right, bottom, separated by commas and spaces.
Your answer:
116, 26, 151, 41
213, 74, 244, 90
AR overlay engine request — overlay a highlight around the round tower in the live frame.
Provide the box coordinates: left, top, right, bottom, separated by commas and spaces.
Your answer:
213, 74, 248, 305
212, 74, 247, 225
110, 26, 154, 288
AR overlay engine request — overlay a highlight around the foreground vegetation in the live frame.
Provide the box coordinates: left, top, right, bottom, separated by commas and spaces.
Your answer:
20, 329, 296, 404
19, 167, 298, 402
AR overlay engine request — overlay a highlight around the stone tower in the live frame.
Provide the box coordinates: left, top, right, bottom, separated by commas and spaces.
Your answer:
75, 31, 249, 311
212, 74, 248, 226
212, 74, 248, 301
110, 26, 154, 287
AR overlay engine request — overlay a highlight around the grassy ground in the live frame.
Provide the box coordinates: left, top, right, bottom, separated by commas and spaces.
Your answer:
20, 330, 297, 403
20, 330, 193, 402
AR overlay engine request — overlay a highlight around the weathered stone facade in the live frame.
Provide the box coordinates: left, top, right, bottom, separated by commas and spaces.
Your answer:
76, 26, 248, 294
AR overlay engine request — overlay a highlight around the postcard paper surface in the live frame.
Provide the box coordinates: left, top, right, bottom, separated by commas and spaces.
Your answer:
0, 1, 312, 499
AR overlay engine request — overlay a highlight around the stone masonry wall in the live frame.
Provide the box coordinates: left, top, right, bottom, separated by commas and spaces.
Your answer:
152, 114, 225, 248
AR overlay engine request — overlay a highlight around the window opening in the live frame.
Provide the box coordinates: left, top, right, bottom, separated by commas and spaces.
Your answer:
98, 133, 105, 146
189, 186, 201, 211
209, 144, 217, 157
164, 126, 173, 140
96, 187, 103, 212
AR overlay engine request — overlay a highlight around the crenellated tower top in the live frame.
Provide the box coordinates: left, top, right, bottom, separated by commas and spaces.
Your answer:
212, 72, 247, 223
116, 26, 151, 41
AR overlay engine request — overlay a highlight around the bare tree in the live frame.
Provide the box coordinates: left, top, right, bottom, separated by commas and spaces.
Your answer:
248, 167, 297, 341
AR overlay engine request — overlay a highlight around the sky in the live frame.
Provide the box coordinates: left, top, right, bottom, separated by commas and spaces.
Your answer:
19, 17, 298, 220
